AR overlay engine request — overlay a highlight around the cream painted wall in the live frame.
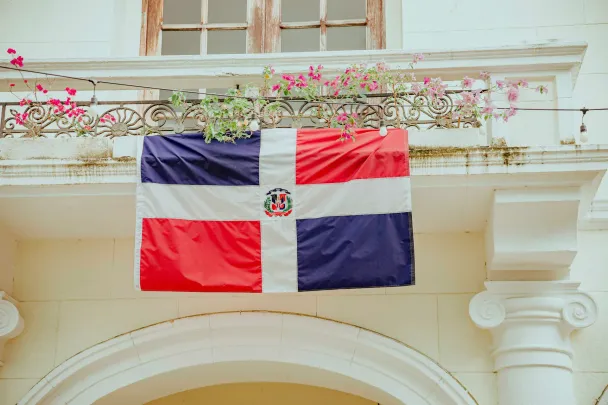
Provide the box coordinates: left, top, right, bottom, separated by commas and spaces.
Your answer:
0, 232, 498, 405
0, 225, 16, 294
1, 231, 608, 405
144, 382, 375, 405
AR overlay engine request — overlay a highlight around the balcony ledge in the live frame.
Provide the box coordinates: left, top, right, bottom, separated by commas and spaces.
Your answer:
0, 41, 587, 92
1, 133, 606, 238
1, 130, 607, 184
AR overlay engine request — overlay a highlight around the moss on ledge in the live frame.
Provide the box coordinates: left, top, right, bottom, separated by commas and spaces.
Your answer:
410, 145, 529, 166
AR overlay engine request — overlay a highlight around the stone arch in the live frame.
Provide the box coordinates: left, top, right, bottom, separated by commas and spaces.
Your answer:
19, 312, 478, 405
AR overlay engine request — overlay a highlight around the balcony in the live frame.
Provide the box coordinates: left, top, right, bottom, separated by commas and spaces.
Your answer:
0, 41, 588, 145
1, 41, 607, 276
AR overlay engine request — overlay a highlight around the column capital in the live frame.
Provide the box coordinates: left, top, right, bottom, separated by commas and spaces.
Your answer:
470, 280, 598, 331
0, 291, 24, 367
469, 281, 597, 373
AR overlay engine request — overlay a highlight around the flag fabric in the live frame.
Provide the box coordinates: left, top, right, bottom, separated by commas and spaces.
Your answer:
134, 128, 415, 293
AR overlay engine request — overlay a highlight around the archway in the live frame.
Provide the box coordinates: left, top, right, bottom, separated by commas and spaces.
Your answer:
18, 312, 478, 405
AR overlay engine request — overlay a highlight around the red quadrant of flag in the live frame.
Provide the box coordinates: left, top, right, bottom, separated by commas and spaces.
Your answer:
295, 128, 409, 185
139, 218, 262, 292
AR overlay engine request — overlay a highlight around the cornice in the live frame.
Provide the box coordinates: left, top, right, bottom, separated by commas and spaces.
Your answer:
2, 144, 607, 186
0, 41, 587, 91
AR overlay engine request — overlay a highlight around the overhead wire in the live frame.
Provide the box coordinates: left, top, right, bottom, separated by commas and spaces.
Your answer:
1, 64, 607, 115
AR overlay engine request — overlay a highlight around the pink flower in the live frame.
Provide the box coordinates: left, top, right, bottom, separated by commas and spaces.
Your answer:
517, 79, 528, 88
19, 98, 31, 106
423, 77, 430, 85
15, 112, 29, 126
412, 53, 424, 63
100, 113, 116, 123
9, 83, 15, 88
84, 125, 92, 131
375, 62, 387, 73
10, 56, 24, 67
65, 87, 77, 96
507, 86, 519, 103
411, 82, 422, 94
460, 90, 481, 105
461, 76, 475, 89
496, 80, 506, 89
479, 71, 491, 80
281, 74, 294, 82
7, 48, 16, 55
368, 81, 379, 91
336, 112, 348, 123
48, 98, 62, 107
481, 105, 495, 115
271, 84, 281, 92
535, 85, 548, 94
36, 84, 46, 92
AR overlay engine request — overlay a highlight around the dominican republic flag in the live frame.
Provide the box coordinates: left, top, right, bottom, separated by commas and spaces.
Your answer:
134, 128, 415, 293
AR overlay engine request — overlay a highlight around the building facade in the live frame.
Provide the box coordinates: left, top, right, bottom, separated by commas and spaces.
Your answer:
1, 0, 608, 404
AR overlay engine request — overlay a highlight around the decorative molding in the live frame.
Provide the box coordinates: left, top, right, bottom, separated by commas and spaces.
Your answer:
485, 187, 582, 274
0, 41, 587, 92
18, 312, 478, 405
0, 292, 24, 367
470, 281, 598, 334
469, 281, 597, 369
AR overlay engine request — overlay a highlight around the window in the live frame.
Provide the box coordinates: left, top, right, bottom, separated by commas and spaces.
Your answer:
141, 0, 385, 56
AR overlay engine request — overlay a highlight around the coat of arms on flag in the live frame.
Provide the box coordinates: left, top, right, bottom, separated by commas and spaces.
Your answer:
134, 128, 415, 293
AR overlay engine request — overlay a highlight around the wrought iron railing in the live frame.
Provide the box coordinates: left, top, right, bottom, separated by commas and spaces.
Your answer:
0, 90, 481, 138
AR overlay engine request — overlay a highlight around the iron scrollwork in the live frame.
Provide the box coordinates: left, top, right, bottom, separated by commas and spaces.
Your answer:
0, 90, 481, 139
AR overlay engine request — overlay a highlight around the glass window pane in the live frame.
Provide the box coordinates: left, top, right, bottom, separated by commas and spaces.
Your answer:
163, 0, 202, 24
207, 30, 246, 54
327, 26, 366, 51
208, 0, 247, 23
161, 31, 201, 55
327, 0, 366, 20
281, 28, 320, 52
282, 0, 319, 22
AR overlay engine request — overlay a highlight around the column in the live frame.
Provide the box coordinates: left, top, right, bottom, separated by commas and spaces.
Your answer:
0, 292, 24, 366
469, 281, 597, 405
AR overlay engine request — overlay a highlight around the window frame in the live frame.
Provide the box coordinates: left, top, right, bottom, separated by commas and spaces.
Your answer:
140, 0, 385, 56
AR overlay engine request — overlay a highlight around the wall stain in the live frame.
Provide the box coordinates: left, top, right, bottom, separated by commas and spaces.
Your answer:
410, 145, 528, 167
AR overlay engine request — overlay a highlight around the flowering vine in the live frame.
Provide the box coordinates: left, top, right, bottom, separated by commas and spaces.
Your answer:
4, 47, 547, 142
4, 48, 116, 137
